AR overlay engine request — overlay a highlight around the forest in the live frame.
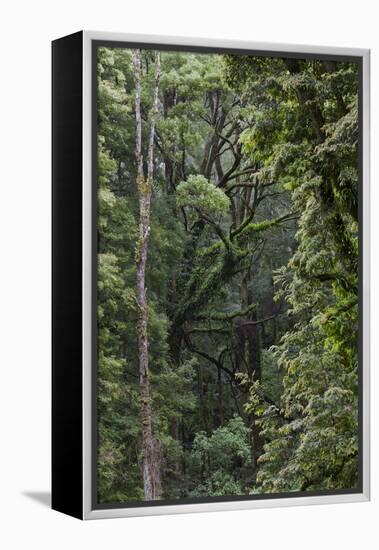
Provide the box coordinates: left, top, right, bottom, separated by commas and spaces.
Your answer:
96, 46, 360, 503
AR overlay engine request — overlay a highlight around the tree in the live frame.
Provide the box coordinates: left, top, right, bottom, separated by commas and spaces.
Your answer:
224, 55, 359, 492
132, 49, 162, 500
96, 46, 359, 501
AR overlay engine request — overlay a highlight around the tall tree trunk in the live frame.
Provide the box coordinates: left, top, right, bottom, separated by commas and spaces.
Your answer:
236, 181, 264, 473
133, 49, 162, 501
217, 365, 224, 426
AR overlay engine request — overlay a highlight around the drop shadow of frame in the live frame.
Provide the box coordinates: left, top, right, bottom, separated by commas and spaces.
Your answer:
22, 491, 51, 508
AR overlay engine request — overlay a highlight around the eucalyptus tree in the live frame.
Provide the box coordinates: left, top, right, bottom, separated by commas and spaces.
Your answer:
132, 49, 162, 500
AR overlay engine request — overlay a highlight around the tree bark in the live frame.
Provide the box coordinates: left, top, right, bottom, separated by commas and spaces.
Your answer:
133, 49, 162, 501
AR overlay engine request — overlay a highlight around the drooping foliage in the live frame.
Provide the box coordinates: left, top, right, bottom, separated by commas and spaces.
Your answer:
224, 55, 359, 492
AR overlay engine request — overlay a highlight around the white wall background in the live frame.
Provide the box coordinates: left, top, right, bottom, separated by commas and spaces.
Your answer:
0, 0, 377, 547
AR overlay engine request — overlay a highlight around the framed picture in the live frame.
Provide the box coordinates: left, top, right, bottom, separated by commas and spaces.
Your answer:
52, 31, 370, 520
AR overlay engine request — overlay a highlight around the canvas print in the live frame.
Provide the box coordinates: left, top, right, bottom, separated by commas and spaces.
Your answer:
95, 45, 360, 505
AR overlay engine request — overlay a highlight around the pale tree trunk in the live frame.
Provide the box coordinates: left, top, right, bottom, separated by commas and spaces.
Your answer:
132, 49, 162, 501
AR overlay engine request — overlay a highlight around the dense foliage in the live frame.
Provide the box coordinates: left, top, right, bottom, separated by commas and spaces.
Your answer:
96, 46, 359, 502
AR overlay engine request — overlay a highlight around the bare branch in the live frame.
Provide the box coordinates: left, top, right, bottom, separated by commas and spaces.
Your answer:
184, 334, 234, 378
